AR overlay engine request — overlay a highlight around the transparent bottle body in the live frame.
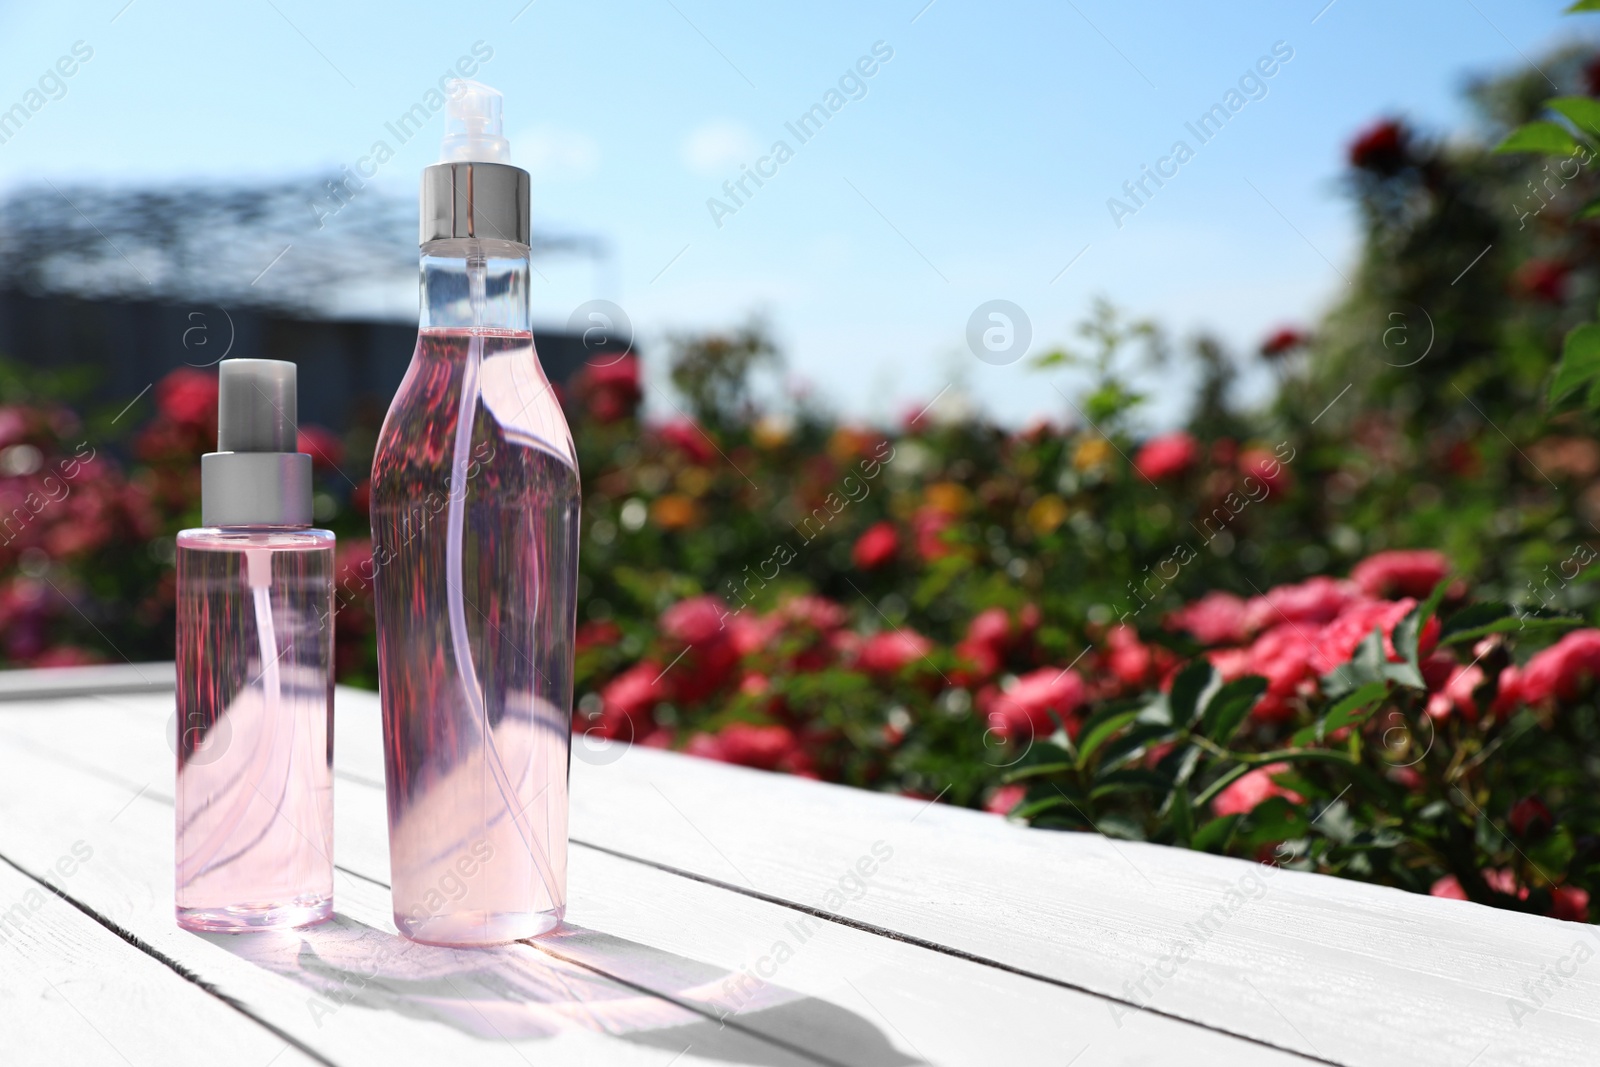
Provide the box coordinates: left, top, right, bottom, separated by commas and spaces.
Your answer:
370, 240, 579, 946
174, 527, 335, 932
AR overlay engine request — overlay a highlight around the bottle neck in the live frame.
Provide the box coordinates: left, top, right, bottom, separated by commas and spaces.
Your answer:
419, 238, 531, 332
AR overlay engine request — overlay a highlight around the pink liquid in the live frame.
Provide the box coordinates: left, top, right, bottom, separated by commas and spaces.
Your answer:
370, 328, 578, 945
174, 528, 335, 932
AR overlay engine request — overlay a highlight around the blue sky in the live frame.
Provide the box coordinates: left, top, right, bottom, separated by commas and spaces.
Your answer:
0, 0, 1586, 427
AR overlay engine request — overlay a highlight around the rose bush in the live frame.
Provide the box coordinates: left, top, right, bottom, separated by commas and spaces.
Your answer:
8, 43, 1600, 921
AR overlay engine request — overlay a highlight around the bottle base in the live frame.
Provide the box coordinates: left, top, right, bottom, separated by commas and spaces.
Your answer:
395, 906, 564, 947
177, 896, 334, 933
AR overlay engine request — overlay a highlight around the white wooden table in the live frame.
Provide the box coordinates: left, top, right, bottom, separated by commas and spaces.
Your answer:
0, 664, 1596, 1066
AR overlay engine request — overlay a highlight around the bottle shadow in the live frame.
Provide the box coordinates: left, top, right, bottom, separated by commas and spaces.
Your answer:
207, 912, 922, 1066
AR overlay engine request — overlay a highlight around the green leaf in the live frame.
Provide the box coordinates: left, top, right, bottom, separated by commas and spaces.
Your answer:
1095, 722, 1176, 771
1201, 675, 1268, 743
1076, 710, 1140, 767
1290, 680, 1390, 746
1549, 97, 1600, 138
1440, 601, 1514, 639
1578, 198, 1600, 221
1093, 812, 1148, 842
1169, 786, 1194, 847
1567, 0, 1600, 12
1240, 795, 1309, 846
1168, 660, 1216, 726
1400, 576, 1454, 662
1322, 628, 1389, 698
1001, 740, 1072, 778
1328, 679, 1389, 728
1384, 653, 1425, 690
1191, 814, 1240, 853
1000, 761, 1075, 783
1550, 323, 1600, 408
1012, 795, 1077, 822
1439, 601, 1583, 645
1496, 121, 1581, 155
1089, 769, 1171, 800
1527, 827, 1577, 874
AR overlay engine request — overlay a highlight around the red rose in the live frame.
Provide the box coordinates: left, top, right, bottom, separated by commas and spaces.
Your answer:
1425, 662, 1484, 722
856, 629, 933, 676
1508, 796, 1553, 838
661, 594, 728, 647
1167, 591, 1251, 646
1210, 624, 1317, 724
574, 355, 642, 423
984, 783, 1027, 816
1518, 629, 1600, 705
691, 722, 798, 771
155, 368, 219, 429
965, 607, 1011, 651
1350, 549, 1450, 599
726, 612, 782, 657
1348, 119, 1408, 174
1550, 885, 1591, 923
1133, 432, 1199, 482
985, 667, 1086, 742
852, 521, 899, 570
912, 507, 954, 562
1513, 259, 1568, 304
596, 661, 666, 739
1483, 868, 1529, 902
1211, 762, 1304, 817
777, 595, 848, 632
575, 620, 623, 654
660, 595, 739, 702
1242, 576, 1357, 632
1492, 664, 1523, 717
1259, 327, 1309, 359
1238, 447, 1291, 494
657, 419, 716, 465
1104, 624, 1154, 689
1313, 598, 1438, 674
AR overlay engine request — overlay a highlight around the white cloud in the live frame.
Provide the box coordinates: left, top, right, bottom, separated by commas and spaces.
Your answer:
681, 120, 760, 176
512, 125, 600, 179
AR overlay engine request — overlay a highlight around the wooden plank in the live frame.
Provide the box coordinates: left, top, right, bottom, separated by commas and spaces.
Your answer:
567, 741, 1600, 1067
0, 853, 323, 1067
0, 662, 172, 702
0, 686, 1310, 1066
0, 698, 825, 1066
335, 686, 1600, 1066
17, 680, 1600, 1065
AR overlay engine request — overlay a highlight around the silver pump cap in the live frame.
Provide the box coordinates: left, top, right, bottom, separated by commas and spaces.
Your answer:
200, 359, 313, 527
420, 162, 530, 245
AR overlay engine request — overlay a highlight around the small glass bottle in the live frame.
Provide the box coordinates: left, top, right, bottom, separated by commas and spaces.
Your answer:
371, 82, 578, 946
175, 358, 336, 932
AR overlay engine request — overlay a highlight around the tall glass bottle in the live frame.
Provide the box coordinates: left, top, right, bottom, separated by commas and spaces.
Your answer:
370, 81, 579, 946
175, 358, 335, 932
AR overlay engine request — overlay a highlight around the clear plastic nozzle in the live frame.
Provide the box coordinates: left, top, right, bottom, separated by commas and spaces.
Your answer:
441, 80, 511, 164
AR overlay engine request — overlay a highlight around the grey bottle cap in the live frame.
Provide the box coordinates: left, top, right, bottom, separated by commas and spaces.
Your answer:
420, 162, 531, 245
201, 359, 312, 527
